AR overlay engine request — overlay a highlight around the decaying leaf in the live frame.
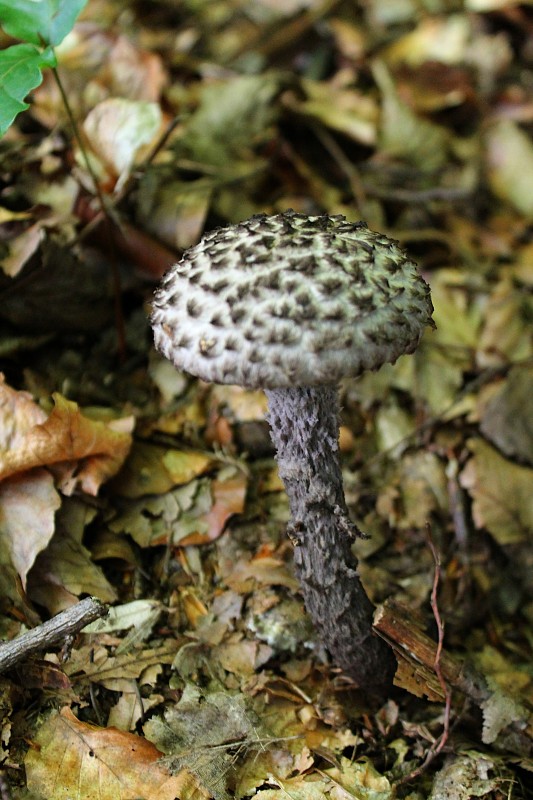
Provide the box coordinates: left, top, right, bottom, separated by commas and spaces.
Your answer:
479, 365, 533, 465
83, 599, 164, 635
373, 60, 449, 172
250, 775, 330, 799
109, 466, 246, 547
63, 638, 177, 690
383, 14, 471, 67
144, 684, 267, 800
28, 497, 117, 612
429, 752, 500, 800
136, 174, 212, 251
180, 73, 281, 169
460, 438, 533, 545
474, 646, 531, 745
481, 688, 528, 745
325, 756, 393, 800
0, 221, 44, 278
283, 79, 378, 146
477, 276, 533, 367
0, 373, 47, 444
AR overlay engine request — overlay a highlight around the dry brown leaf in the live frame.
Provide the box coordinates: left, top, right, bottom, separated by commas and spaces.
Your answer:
0, 390, 134, 496
224, 553, 300, 593
0, 223, 44, 278
106, 35, 167, 102
27, 497, 117, 611
81, 98, 163, 191
179, 475, 247, 545
477, 277, 533, 367
215, 636, 273, 677
25, 706, 209, 800
63, 640, 177, 690
0, 469, 60, 590
0, 374, 47, 448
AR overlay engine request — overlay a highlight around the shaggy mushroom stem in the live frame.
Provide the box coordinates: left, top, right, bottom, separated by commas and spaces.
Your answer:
266, 385, 396, 690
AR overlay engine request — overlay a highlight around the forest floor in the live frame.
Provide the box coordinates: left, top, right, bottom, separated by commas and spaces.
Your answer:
1, 1, 533, 798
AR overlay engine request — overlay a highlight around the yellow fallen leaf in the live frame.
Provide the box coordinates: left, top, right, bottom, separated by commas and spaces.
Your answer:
162, 449, 214, 486
485, 119, 533, 216
460, 438, 533, 544
25, 706, 209, 800
111, 441, 213, 497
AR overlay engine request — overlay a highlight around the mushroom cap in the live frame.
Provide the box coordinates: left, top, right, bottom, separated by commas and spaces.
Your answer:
151, 211, 434, 389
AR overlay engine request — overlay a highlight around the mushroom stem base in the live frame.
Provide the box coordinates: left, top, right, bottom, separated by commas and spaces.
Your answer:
266, 385, 396, 690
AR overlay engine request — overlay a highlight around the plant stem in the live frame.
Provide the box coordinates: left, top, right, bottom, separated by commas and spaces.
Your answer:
51, 61, 126, 359
266, 385, 396, 690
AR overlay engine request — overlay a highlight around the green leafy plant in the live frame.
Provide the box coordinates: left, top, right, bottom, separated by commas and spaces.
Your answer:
0, 0, 87, 136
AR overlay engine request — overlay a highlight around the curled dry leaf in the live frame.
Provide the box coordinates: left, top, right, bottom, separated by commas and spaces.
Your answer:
178, 475, 247, 545
0, 380, 134, 496
80, 97, 163, 191
0, 469, 60, 591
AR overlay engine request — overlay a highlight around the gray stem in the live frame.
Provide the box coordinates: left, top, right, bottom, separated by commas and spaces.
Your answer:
265, 385, 396, 690
0, 597, 108, 675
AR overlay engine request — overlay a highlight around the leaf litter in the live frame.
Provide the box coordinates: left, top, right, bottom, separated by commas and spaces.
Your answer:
1, 0, 533, 798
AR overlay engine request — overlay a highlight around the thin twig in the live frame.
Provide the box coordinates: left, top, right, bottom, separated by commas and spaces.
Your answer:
0, 597, 108, 674
395, 531, 452, 785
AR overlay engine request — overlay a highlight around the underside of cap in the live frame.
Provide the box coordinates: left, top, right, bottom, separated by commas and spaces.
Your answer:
151, 210, 434, 389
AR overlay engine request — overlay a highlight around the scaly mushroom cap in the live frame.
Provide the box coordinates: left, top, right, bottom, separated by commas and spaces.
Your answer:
151, 211, 434, 389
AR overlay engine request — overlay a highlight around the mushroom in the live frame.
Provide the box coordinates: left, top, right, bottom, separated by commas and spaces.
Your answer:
151, 210, 434, 690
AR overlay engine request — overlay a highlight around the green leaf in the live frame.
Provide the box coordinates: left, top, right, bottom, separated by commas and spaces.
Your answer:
0, 0, 87, 47
0, 43, 56, 137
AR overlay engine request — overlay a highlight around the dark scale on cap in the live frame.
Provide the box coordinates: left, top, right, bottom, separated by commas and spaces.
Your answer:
186, 298, 201, 318
261, 271, 282, 291
177, 333, 192, 348
234, 283, 250, 301
212, 278, 230, 293
324, 306, 347, 322
295, 292, 312, 307
210, 312, 225, 327
152, 210, 434, 389
252, 251, 274, 265
225, 336, 239, 351
243, 327, 261, 341
297, 256, 317, 274
231, 307, 247, 324
248, 348, 262, 363
321, 277, 344, 294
